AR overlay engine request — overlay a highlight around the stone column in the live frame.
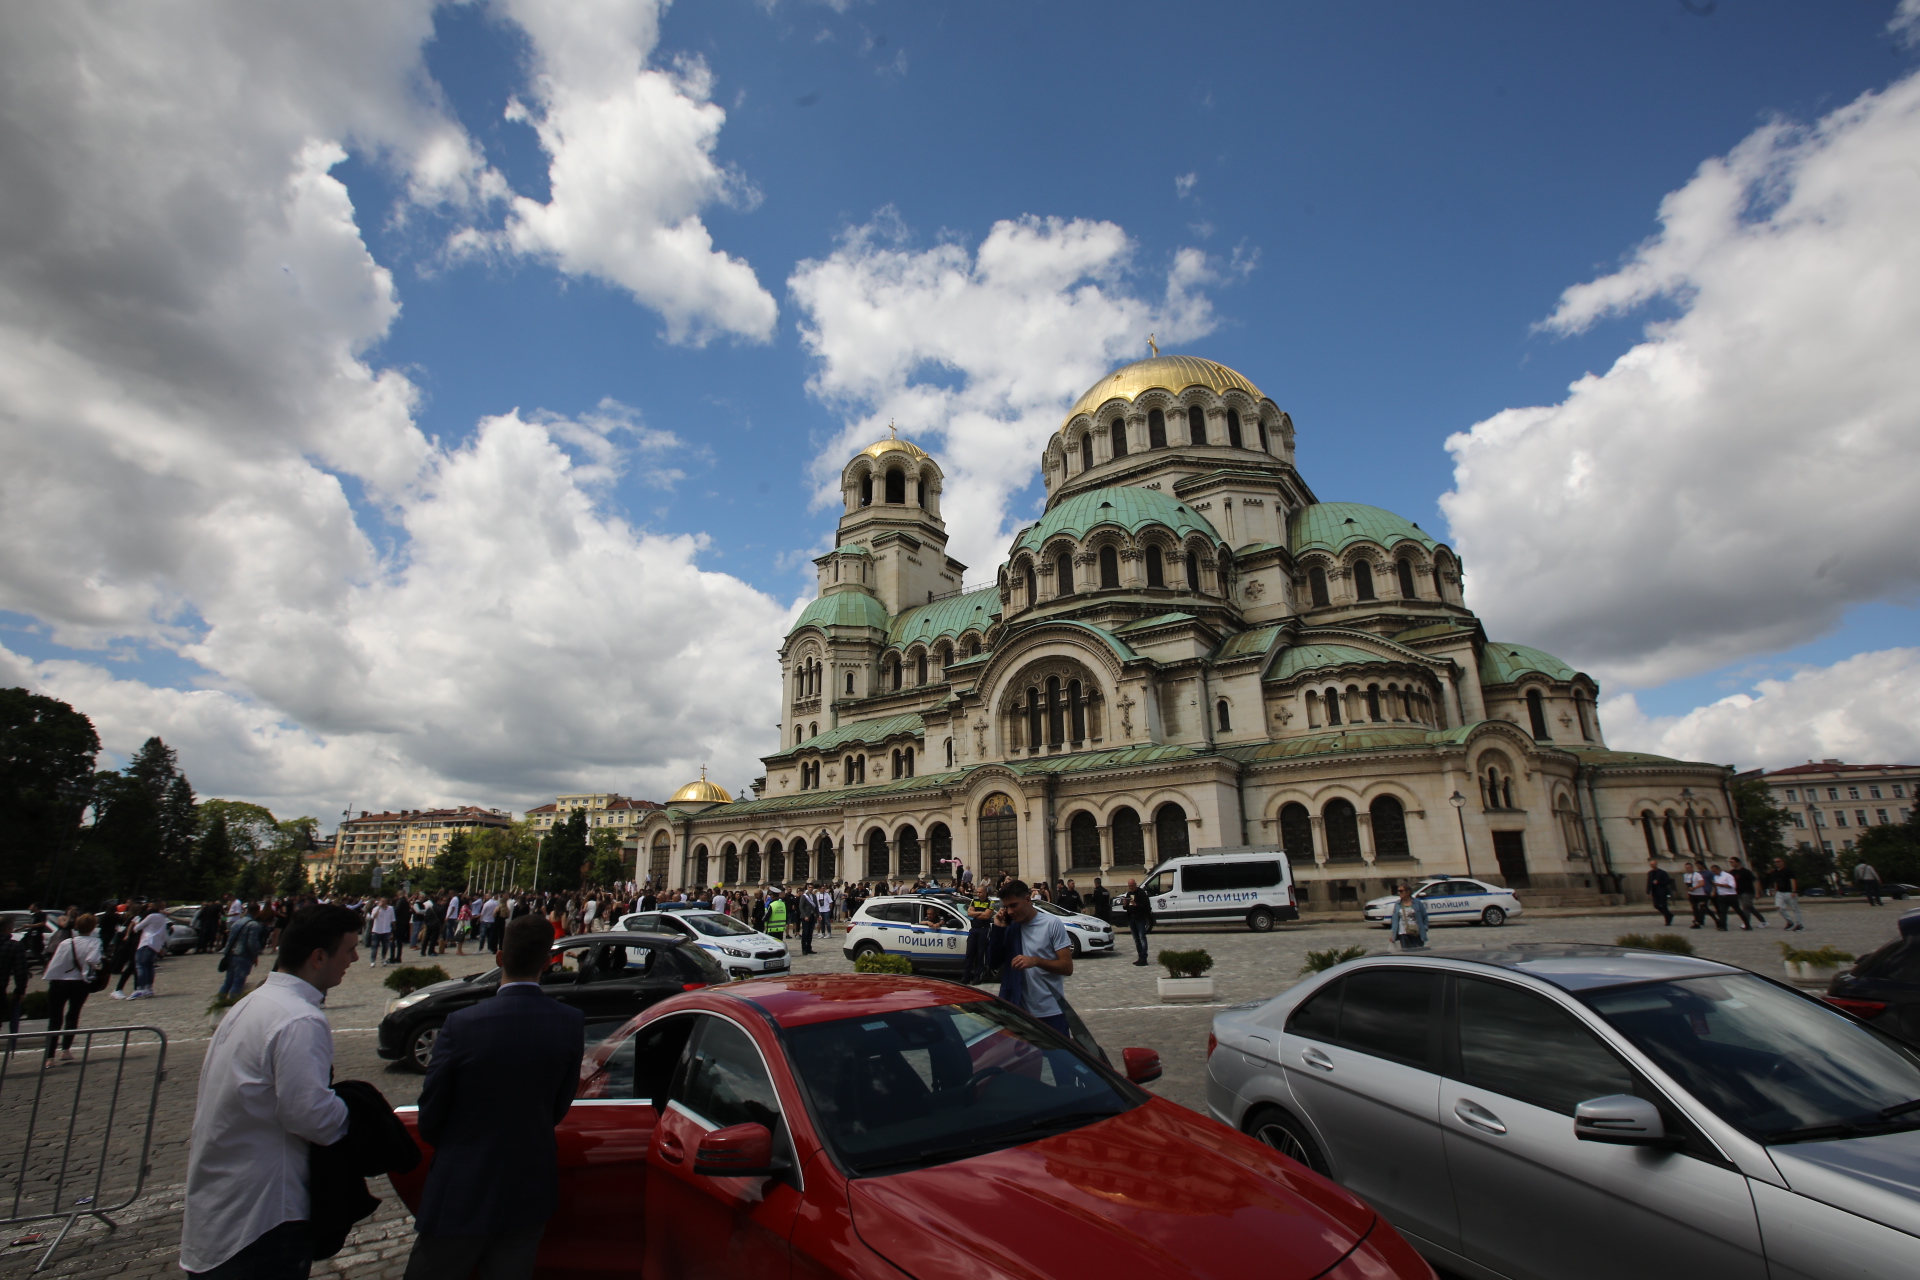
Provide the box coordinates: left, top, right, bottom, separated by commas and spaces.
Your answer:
1098, 823, 1114, 874
1120, 548, 1145, 588
1073, 552, 1095, 593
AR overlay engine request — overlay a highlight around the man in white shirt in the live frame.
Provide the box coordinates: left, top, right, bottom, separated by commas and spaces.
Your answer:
369, 898, 395, 967
181, 904, 361, 1278
480, 894, 501, 952
130, 901, 171, 998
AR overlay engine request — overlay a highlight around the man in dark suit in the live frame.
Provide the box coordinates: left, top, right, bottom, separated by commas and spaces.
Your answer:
404, 914, 584, 1280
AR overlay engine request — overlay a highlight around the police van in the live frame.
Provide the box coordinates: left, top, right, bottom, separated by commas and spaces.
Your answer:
1140, 847, 1299, 932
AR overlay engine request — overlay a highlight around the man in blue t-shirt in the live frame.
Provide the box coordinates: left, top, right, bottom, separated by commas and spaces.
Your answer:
987, 879, 1075, 1036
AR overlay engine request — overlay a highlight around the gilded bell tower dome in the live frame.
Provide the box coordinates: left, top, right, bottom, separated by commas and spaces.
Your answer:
828, 426, 966, 613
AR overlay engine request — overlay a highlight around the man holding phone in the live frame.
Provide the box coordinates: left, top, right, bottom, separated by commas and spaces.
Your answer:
987, 879, 1075, 1036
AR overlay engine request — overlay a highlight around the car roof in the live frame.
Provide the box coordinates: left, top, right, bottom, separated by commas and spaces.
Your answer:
563, 930, 683, 947
1394, 944, 1743, 992
722, 972, 991, 1029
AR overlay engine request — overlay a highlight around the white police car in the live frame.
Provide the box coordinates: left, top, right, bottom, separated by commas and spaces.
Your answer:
1362, 876, 1524, 928
617, 908, 790, 978
844, 894, 1115, 973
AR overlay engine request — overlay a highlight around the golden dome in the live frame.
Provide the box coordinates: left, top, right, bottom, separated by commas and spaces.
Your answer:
1063, 355, 1267, 426
667, 775, 732, 805
860, 434, 929, 462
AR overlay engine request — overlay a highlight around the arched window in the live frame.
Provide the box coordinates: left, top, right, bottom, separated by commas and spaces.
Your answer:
1069, 811, 1100, 870
1024, 564, 1037, 606
1148, 408, 1167, 448
1432, 564, 1445, 600
1187, 405, 1206, 443
1279, 802, 1314, 864
859, 474, 872, 507
897, 825, 921, 877
1186, 550, 1200, 591
1641, 812, 1659, 858
916, 474, 928, 509
1057, 552, 1075, 595
866, 828, 889, 878
1144, 545, 1164, 587
1111, 807, 1144, 865
745, 842, 761, 883
903, 746, 914, 776
1354, 561, 1375, 601
978, 793, 1018, 880
884, 468, 906, 504
768, 841, 785, 885
1026, 687, 1042, 750
846, 671, 855, 696
1325, 687, 1342, 726
1226, 408, 1243, 448
890, 657, 902, 691
944, 737, 953, 767
722, 843, 739, 883
1309, 567, 1330, 607
1323, 799, 1361, 860
1527, 689, 1549, 740
1046, 675, 1064, 746
1216, 699, 1231, 732
1662, 811, 1678, 856
1365, 684, 1382, 721
1575, 694, 1592, 740
916, 652, 928, 686
1155, 803, 1190, 860
1080, 433, 1094, 472
695, 844, 710, 885
964, 636, 980, 658
1370, 795, 1410, 858
1099, 545, 1119, 588
1109, 418, 1128, 458
891, 748, 902, 777
1397, 558, 1417, 599
1257, 419, 1270, 452
816, 834, 834, 879
649, 831, 672, 883
1069, 679, 1086, 741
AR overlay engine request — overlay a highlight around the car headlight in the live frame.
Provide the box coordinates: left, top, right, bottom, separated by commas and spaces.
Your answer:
720, 946, 749, 958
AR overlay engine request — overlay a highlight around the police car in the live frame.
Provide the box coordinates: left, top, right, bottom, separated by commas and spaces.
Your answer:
844, 894, 1115, 972
1361, 876, 1524, 928
617, 908, 790, 979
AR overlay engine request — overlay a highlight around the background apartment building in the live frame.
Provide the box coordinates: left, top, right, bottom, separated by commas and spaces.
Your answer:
334, 805, 514, 874
1752, 760, 1917, 857
526, 793, 663, 836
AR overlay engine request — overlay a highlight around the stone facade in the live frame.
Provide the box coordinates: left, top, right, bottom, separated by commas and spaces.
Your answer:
635, 355, 1739, 908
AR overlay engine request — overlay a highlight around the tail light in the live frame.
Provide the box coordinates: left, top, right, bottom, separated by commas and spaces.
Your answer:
1822, 996, 1888, 1018
682, 982, 705, 991
1288, 885, 1297, 907
1207, 1032, 1217, 1059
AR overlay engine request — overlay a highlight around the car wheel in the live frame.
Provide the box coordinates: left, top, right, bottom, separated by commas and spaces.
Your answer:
404, 1020, 443, 1072
1247, 907, 1275, 933
1482, 906, 1507, 927
1246, 1107, 1328, 1175
850, 941, 883, 961
1071, 937, 1085, 959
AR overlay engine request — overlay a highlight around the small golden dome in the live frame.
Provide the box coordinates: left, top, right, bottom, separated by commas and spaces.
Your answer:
1063, 355, 1267, 427
668, 774, 733, 805
860, 435, 929, 462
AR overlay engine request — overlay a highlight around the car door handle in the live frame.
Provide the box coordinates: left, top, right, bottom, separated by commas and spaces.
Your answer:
1302, 1046, 1335, 1072
1454, 1099, 1507, 1135
657, 1131, 685, 1164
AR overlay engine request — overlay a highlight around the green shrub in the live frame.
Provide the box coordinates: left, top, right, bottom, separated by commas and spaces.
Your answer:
1158, 948, 1215, 979
21, 989, 47, 1020
1615, 933, 1696, 956
1300, 945, 1370, 975
854, 951, 914, 975
1779, 942, 1854, 967
384, 965, 452, 996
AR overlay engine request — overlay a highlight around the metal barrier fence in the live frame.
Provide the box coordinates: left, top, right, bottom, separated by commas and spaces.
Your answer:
0, 1025, 168, 1272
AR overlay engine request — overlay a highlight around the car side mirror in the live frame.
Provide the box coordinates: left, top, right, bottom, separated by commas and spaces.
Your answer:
693, 1122, 782, 1177
1122, 1047, 1163, 1084
1574, 1095, 1681, 1148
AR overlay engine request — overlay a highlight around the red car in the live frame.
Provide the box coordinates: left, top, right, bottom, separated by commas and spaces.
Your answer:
390, 974, 1433, 1279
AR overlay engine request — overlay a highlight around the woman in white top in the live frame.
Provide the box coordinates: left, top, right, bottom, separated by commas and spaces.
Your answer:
43, 913, 101, 1066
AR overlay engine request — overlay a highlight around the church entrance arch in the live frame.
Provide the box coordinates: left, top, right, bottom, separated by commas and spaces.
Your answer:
978, 793, 1019, 881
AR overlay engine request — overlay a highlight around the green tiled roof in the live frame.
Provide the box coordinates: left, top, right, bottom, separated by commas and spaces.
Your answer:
1233, 541, 1285, 556
718, 768, 968, 816
1114, 612, 1199, 633
1007, 743, 1203, 775
1215, 625, 1282, 661
781, 713, 925, 757
1559, 746, 1708, 769
1222, 728, 1437, 762
1479, 642, 1578, 685
1014, 486, 1220, 555
889, 587, 998, 648
1290, 502, 1440, 556
1001, 618, 1139, 663
1265, 642, 1391, 681
790, 590, 891, 634
833, 544, 871, 556
1392, 620, 1472, 644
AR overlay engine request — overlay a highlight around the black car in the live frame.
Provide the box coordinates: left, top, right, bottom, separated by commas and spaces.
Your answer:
1825, 933, 1920, 1046
376, 931, 726, 1070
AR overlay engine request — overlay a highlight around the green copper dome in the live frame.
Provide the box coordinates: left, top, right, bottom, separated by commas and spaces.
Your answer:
1289, 503, 1440, 556
790, 591, 890, 634
1013, 486, 1221, 556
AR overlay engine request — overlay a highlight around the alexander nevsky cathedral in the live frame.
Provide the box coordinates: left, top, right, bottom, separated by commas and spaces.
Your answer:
633, 354, 1734, 909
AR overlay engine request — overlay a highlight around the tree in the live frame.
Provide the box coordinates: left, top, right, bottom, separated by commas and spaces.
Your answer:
422, 831, 473, 895
539, 811, 587, 893
83, 736, 193, 898
0, 688, 100, 901
194, 812, 236, 900
1731, 775, 1790, 868
466, 821, 537, 894
587, 828, 628, 889
1852, 814, 1920, 886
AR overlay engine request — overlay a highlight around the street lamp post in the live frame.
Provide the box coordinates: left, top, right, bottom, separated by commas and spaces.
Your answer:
1450, 791, 1474, 878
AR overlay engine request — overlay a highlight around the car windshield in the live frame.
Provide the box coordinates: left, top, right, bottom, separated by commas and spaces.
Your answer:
1583, 975, 1920, 1142
782, 1000, 1140, 1175
684, 913, 758, 938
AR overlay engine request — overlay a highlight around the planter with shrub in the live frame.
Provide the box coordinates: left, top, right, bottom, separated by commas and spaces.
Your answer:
1299, 946, 1370, 975
853, 951, 914, 975
1779, 942, 1854, 984
384, 965, 452, 997
1157, 949, 1215, 1003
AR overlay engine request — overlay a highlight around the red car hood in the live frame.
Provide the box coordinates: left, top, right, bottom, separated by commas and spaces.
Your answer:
849, 1098, 1375, 1280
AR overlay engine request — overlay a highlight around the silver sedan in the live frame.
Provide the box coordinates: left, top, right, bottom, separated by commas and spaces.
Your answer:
1208, 944, 1920, 1280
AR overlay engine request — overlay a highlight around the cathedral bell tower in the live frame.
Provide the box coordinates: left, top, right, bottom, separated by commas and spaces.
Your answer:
821, 429, 967, 614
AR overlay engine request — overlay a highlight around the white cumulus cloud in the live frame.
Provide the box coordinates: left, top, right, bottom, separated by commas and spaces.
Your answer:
1440, 69, 1920, 690
789, 212, 1218, 577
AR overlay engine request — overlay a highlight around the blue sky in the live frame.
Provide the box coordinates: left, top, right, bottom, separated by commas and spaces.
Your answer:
2, 0, 1917, 812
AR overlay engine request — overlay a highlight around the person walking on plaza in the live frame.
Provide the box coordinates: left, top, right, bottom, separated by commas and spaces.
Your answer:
1682, 861, 1711, 929
369, 897, 394, 967
129, 899, 170, 998
1387, 885, 1428, 952
218, 906, 268, 999
961, 885, 995, 984
1768, 857, 1806, 931
1646, 858, 1674, 925
1, 923, 27, 1034
41, 913, 100, 1067
481, 893, 501, 952
986, 880, 1075, 1036
1088, 878, 1111, 924
1728, 856, 1766, 929
1121, 878, 1155, 966
179, 903, 361, 1279
404, 914, 584, 1280
1854, 859, 1884, 906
